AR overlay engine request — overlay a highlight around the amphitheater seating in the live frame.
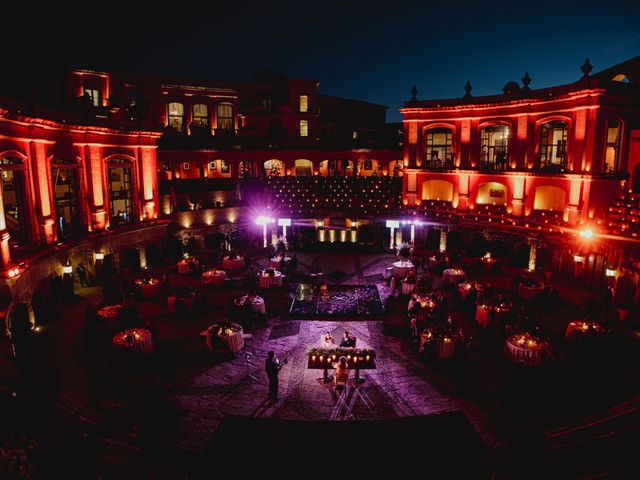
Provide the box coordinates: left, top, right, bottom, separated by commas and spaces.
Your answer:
265, 176, 402, 216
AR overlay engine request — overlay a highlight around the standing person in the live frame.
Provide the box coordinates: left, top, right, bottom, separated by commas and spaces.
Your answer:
265, 351, 286, 402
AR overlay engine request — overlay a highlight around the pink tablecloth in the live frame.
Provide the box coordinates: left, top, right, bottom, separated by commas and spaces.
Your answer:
401, 281, 415, 295
476, 305, 491, 328
504, 336, 549, 366
177, 259, 198, 274
202, 269, 226, 286
259, 271, 283, 289
136, 280, 160, 297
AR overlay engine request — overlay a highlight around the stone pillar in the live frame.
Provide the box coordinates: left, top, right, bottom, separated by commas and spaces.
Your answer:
567, 178, 583, 226
30, 141, 55, 244
0, 179, 12, 268
139, 147, 158, 220
511, 175, 526, 218
83, 145, 107, 230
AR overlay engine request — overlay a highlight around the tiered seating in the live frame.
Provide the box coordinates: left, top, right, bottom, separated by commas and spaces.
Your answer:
603, 190, 640, 238
265, 176, 402, 216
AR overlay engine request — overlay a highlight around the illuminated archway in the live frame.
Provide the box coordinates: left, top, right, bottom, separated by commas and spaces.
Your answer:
476, 182, 508, 206
421, 179, 453, 202
294, 159, 313, 176
319, 159, 353, 176
533, 185, 566, 211
264, 159, 284, 177
356, 159, 379, 176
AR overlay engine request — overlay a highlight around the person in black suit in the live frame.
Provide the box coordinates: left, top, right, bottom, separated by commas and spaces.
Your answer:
265, 351, 285, 402
339, 331, 356, 349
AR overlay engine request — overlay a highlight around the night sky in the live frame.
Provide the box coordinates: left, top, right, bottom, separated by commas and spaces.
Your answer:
4, 1, 640, 121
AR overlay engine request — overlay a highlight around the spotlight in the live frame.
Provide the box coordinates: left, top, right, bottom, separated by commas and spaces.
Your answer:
580, 229, 593, 239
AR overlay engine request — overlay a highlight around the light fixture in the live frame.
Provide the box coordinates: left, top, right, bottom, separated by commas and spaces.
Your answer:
605, 268, 616, 277
573, 255, 584, 263
95, 252, 105, 260
63, 264, 73, 274
580, 229, 594, 239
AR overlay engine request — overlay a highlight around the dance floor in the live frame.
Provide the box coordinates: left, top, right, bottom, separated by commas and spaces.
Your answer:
289, 284, 384, 317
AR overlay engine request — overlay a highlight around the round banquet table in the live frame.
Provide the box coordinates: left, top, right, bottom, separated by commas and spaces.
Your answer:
241, 295, 266, 314
392, 261, 415, 278
437, 337, 456, 359
222, 256, 245, 270
202, 269, 226, 286
442, 269, 466, 285
401, 280, 415, 295
504, 334, 549, 366
269, 256, 291, 269
202, 323, 244, 353
113, 328, 154, 354
565, 321, 601, 339
259, 270, 282, 289
419, 330, 435, 352
135, 279, 161, 297
458, 282, 483, 300
476, 304, 491, 328
97, 305, 122, 327
518, 283, 544, 301
177, 258, 198, 274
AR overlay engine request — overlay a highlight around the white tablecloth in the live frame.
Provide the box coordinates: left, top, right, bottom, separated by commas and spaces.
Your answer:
202, 324, 244, 353
437, 338, 455, 359
401, 281, 415, 295
269, 256, 291, 269
241, 296, 265, 314
202, 269, 226, 286
392, 261, 414, 278
136, 280, 161, 297
222, 257, 245, 270
442, 269, 465, 285
259, 271, 283, 289
113, 328, 154, 354
504, 336, 548, 366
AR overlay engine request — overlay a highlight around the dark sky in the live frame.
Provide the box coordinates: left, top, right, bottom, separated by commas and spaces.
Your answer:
4, 1, 640, 122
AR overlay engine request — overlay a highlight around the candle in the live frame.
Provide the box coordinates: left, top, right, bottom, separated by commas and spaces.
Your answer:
311, 355, 316, 362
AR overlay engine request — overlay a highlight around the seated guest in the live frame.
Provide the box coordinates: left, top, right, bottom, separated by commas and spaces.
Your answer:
321, 331, 336, 348
333, 356, 349, 388
340, 331, 356, 349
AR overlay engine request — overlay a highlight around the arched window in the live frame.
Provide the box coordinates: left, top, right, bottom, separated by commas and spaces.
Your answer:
480, 125, 509, 170
108, 158, 133, 226
604, 120, 621, 173
217, 103, 234, 131
425, 128, 453, 168
539, 121, 568, 171
294, 159, 313, 176
192, 104, 209, 127
0, 155, 27, 245
168, 102, 184, 132
52, 162, 80, 239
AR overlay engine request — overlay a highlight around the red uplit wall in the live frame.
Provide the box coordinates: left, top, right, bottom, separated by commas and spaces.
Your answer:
400, 78, 640, 227
0, 104, 160, 269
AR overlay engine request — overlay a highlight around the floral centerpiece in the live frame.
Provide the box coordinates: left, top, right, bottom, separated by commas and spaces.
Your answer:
396, 242, 411, 260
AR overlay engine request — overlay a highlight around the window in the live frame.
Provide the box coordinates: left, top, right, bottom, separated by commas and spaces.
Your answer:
182, 162, 190, 170
539, 121, 568, 170
192, 104, 209, 127
217, 103, 234, 131
168, 102, 184, 132
480, 125, 510, 170
299, 95, 308, 112
425, 128, 453, 167
262, 98, 273, 112
352, 131, 358, 140
299, 120, 309, 137
220, 160, 230, 173
604, 120, 621, 173
52, 167, 80, 239
108, 161, 133, 226
84, 88, 101, 107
